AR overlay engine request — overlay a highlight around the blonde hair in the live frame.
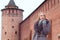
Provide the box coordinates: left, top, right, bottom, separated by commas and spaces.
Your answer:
38, 12, 46, 19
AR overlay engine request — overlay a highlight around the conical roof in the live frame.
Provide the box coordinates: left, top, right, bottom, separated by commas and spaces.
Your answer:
7, 0, 16, 6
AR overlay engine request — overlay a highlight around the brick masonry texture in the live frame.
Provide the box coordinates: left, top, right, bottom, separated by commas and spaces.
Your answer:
20, 0, 60, 40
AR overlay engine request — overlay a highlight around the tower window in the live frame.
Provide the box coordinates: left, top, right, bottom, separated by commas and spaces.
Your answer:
15, 31, 17, 35
8, 39, 9, 40
5, 32, 7, 35
12, 19, 14, 21
58, 36, 60, 39
12, 26, 14, 28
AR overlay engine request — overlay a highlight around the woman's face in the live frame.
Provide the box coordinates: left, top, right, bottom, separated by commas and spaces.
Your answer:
40, 15, 46, 19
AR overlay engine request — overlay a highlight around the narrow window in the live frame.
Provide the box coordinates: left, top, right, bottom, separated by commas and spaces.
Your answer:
12, 19, 14, 22
8, 39, 9, 40
58, 36, 60, 39
12, 26, 14, 28
5, 32, 7, 35
15, 31, 17, 35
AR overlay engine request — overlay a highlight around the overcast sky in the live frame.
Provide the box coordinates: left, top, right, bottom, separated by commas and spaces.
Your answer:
0, 0, 44, 40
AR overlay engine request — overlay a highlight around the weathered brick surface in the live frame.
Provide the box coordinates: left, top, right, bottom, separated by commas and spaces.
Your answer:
20, 0, 60, 40
2, 6, 23, 40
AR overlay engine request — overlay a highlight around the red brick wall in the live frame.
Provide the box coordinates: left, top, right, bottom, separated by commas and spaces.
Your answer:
20, 18, 31, 40
20, 0, 60, 40
2, 6, 23, 40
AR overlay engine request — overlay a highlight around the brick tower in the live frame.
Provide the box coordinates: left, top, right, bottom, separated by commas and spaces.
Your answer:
1, 0, 24, 40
